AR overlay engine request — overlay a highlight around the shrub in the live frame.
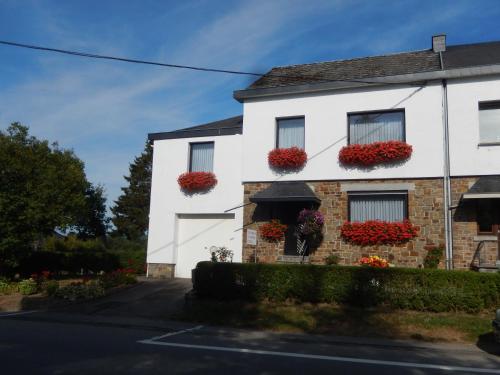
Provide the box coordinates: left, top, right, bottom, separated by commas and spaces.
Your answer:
424, 247, 444, 269
324, 254, 340, 265
18, 279, 38, 295
260, 220, 288, 242
177, 172, 217, 192
43, 280, 60, 296
268, 147, 307, 169
339, 141, 412, 167
0, 280, 17, 295
55, 281, 105, 301
192, 262, 500, 313
341, 220, 418, 245
98, 269, 137, 289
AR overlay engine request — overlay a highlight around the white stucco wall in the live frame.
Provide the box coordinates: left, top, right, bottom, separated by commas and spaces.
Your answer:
447, 75, 500, 176
242, 83, 445, 182
147, 134, 244, 265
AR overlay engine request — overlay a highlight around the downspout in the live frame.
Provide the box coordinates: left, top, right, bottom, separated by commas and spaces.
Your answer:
441, 75, 454, 269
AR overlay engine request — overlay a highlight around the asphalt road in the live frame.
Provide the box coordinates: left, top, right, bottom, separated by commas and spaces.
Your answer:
1, 311, 499, 375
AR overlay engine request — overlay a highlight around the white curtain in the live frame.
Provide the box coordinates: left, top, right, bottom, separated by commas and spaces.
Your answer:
190, 142, 214, 172
349, 111, 404, 144
278, 118, 305, 148
350, 194, 405, 222
479, 107, 500, 143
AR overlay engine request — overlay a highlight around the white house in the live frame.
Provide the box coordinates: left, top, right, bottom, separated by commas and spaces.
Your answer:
147, 35, 500, 278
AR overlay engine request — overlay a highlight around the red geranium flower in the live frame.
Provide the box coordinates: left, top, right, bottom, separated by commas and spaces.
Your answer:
268, 147, 307, 169
339, 141, 412, 167
178, 171, 217, 192
260, 220, 288, 242
341, 220, 418, 245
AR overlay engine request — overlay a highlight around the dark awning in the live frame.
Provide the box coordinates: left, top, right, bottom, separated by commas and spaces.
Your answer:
462, 175, 500, 199
249, 181, 320, 204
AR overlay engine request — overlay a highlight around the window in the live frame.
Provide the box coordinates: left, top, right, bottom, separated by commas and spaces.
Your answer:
189, 142, 214, 172
348, 192, 407, 222
276, 117, 305, 149
477, 200, 499, 234
479, 101, 500, 144
348, 110, 405, 145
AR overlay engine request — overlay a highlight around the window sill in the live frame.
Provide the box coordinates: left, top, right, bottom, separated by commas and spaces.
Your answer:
473, 235, 498, 242
478, 142, 500, 147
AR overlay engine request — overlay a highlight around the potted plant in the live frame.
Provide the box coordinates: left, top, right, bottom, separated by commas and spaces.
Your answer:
268, 147, 307, 170
178, 171, 217, 192
339, 140, 412, 167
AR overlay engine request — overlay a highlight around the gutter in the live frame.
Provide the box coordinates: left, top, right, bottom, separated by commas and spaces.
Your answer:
440, 67, 454, 269
233, 63, 500, 102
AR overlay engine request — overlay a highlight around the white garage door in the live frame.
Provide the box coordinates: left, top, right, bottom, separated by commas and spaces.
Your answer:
175, 213, 236, 278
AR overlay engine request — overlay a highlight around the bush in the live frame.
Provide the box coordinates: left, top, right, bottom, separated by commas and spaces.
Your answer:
98, 269, 137, 289
424, 247, 444, 269
0, 279, 17, 295
18, 279, 38, 295
43, 280, 59, 296
324, 254, 340, 265
55, 281, 105, 301
192, 262, 500, 313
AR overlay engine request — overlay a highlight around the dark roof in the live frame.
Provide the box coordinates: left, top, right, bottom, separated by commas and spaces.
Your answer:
148, 115, 242, 141
249, 182, 320, 204
245, 40, 500, 90
464, 175, 500, 197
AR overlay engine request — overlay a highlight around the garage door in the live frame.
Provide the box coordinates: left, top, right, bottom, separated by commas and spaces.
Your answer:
175, 213, 236, 278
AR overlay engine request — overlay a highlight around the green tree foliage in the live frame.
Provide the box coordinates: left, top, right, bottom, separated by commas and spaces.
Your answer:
75, 183, 110, 239
111, 141, 152, 241
0, 123, 89, 268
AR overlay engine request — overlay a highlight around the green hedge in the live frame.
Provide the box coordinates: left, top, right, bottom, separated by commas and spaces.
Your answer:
192, 262, 500, 313
18, 251, 120, 276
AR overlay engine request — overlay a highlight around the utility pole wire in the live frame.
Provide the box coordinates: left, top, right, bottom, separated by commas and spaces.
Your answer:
0, 39, 414, 86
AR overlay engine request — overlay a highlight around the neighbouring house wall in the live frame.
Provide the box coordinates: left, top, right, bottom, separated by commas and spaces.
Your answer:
243, 178, 446, 268
243, 176, 496, 269
451, 177, 498, 269
448, 75, 500, 177
147, 134, 244, 276
242, 83, 444, 183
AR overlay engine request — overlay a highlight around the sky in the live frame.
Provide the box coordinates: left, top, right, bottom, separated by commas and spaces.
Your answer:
1, 0, 500, 210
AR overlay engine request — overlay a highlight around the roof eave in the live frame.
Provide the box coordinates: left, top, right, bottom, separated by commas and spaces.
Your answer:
233, 64, 500, 102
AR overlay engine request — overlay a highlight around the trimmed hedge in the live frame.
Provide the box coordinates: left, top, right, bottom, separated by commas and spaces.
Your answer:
192, 262, 500, 313
18, 251, 120, 276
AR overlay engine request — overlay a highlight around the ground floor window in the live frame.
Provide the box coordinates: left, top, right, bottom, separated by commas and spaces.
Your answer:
348, 191, 408, 222
477, 199, 499, 234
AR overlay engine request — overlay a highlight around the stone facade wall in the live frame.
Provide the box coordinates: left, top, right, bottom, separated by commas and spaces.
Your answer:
451, 177, 498, 269
243, 177, 497, 269
147, 263, 175, 278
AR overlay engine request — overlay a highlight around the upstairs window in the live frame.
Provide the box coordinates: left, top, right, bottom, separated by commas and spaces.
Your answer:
348, 110, 405, 145
189, 142, 214, 172
277, 117, 305, 149
479, 101, 500, 144
348, 191, 407, 223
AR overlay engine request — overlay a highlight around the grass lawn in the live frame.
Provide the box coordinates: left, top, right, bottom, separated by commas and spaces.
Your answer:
175, 299, 495, 344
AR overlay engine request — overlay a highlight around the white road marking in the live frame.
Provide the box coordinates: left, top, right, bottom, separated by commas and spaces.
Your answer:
137, 339, 500, 374
145, 325, 204, 341
0, 310, 38, 317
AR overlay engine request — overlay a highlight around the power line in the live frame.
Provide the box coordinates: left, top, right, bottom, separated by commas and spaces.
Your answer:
0, 39, 418, 86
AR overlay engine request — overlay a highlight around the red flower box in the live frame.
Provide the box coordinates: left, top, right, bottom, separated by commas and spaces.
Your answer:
178, 171, 217, 192
268, 147, 307, 169
260, 219, 287, 242
339, 141, 412, 167
340, 220, 418, 245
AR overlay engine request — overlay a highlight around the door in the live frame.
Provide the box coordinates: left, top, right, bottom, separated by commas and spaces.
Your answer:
175, 214, 236, 278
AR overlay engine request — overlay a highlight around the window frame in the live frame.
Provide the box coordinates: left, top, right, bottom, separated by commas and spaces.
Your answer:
188, 141, 214, 172
347, 190, 409, 223
478, 100, 500, 146
275, 116, 306, 149
347, 108, 406, 145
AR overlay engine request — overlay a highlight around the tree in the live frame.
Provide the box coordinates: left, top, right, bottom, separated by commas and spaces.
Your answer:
0, 123, 88, 268
111, 141, 152, 241
74, 183, 110, 239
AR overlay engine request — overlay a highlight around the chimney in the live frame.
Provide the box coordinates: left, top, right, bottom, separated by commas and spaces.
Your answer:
432, 34, 446, 53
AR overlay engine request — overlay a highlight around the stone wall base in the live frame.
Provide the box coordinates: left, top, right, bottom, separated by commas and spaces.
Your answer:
147, 263, 175, 279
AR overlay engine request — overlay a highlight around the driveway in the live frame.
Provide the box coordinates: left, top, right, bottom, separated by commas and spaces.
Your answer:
57, 277, 192, 320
